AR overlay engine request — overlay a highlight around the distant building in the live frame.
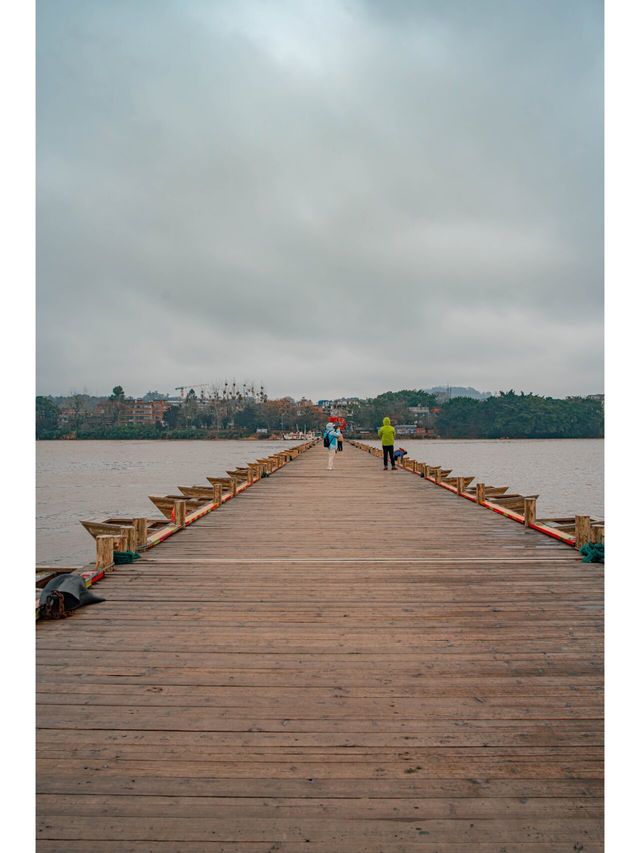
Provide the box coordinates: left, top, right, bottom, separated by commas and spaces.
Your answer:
129, 399, 171, 425
93, 398, 171, 426
395, 424, 418, 436
317, 397, 360, 418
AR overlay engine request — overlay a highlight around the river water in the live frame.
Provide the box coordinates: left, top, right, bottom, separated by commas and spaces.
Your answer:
364, 438, 603, 520
37, 438, 603, 566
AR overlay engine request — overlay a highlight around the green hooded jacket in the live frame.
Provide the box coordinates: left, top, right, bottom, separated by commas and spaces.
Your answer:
378, 417, 395, 446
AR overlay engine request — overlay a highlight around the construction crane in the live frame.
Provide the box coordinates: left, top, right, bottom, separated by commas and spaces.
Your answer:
174, 384, 210, 398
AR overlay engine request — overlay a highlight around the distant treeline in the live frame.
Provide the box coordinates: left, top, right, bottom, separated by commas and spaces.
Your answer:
36, 389, 603, 440
434, 391, 604, 439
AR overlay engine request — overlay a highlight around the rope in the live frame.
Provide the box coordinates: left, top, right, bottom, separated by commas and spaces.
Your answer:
580, 542, 604, 563
113, 550, 141, 565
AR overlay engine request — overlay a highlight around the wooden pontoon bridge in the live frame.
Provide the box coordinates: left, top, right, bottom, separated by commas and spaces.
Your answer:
37, 440, 603, 851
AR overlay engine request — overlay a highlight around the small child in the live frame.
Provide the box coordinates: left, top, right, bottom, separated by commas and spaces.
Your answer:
393, 447, 407, 464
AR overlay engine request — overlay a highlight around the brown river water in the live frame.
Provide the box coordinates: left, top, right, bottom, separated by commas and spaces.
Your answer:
37, 438, 603, 566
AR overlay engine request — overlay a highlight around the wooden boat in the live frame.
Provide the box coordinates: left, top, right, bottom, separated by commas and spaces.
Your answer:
81, 516, 172, 553
538, 517, 605, 536
442, 476, 475, 490
148, 494, 212, 520
486, 494, 539, 513
36, 567, 79, 588
81, 517, 171, 540
81, 520, 129, 539
178, 485, 218, 498
467, 485, 509, 496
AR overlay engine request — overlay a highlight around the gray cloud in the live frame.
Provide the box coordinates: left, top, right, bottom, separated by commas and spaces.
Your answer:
37, 0, 603, 399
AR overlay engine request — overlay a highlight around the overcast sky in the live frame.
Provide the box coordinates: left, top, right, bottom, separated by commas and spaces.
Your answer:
37, 0, 603, 400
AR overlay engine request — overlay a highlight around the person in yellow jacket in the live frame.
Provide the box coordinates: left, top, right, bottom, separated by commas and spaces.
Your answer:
378, 417, 396, 470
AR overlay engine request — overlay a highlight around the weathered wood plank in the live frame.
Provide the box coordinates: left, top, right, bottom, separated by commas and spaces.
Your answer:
36, 442, 603, 851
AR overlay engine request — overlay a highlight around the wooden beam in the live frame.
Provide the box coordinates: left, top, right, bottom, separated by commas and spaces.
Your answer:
174, 500, 187, 529
575, 515, 591, 549
133, 517, 148, 551
120, 525, 136, 552
523, 497, 537, 528
95, 535, 116, 571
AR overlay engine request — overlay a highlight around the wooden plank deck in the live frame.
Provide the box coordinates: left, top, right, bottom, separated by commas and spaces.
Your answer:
37, 441, 603, 852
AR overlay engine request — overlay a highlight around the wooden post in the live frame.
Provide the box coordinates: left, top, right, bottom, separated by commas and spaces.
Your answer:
133, 517, 148, 551
476, 482, 486, 504
213, 484, 222, 505
523, 497, 537, 527
434, 466, 442, 484
121, 525, 136, 551
174, 500, 187, 528
456, 477, 465, 494
592, 524, 604, 544
96, 535, 116, 571
575, 515, 591, 549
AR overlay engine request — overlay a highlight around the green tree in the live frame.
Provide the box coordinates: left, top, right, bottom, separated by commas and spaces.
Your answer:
35, 396, 59, 437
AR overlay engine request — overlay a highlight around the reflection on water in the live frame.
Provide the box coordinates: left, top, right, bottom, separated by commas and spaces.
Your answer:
36, 440, 301, 565
37, 438, 603, 566
365, 438, 603, 520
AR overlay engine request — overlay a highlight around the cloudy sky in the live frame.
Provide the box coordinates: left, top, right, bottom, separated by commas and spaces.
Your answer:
37, 0, 603, 400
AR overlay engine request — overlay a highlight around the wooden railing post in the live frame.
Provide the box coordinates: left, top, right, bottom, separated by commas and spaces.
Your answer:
174, 500, 187, 528
591, 524, 604, 544
96, 535, 116, 571
213, 484, 222, 505
575, 515, 591, 549
456, 477, 465, 494
121, 525, 136, 551
523, 497, 537, 527
133, 518, 148, 551
476, 483, 486, 504
434, 466, 442, 484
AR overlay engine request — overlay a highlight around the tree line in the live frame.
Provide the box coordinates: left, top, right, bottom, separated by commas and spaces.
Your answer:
36, 388, 603, 440
432, 391, 603, 439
